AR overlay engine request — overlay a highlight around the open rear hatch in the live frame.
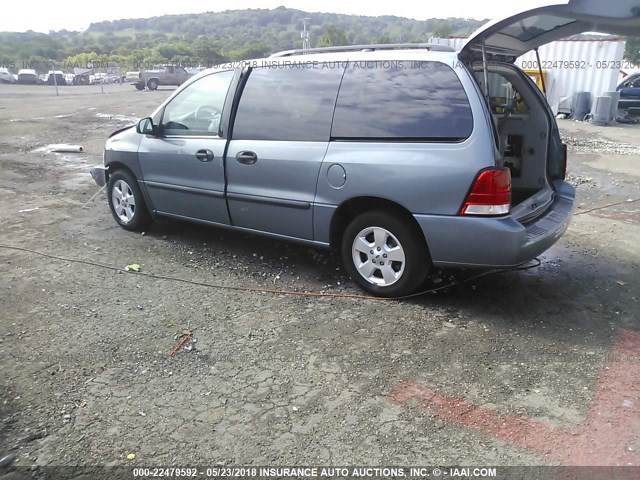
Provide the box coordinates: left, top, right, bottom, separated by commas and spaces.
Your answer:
459, 0, 640, 64
459, 0, 640, 222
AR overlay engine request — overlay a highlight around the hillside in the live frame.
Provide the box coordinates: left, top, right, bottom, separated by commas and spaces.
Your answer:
86, 7, 484, 49
1, 7, 638, 72
0, 7, 485, 72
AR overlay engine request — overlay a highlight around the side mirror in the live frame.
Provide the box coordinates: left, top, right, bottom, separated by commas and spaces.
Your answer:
136, 117, 155, 135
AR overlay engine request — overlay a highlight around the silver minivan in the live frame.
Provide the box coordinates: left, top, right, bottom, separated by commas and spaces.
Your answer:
94, 1, 639, 297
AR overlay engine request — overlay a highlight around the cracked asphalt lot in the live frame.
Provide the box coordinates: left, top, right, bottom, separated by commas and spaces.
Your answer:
0, 84, 639, 469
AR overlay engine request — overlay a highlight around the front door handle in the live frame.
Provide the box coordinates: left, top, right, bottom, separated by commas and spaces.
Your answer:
235, 151, 258, 165
195, 149, 214, 162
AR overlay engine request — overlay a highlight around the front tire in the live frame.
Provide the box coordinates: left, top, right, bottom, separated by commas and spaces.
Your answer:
341, 210, 429, 297
147, 79, 158, 90
107, 170, 150, 231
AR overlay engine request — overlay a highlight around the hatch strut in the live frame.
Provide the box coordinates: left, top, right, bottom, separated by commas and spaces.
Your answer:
534, 48, 547, 97
481, 39, 490, 102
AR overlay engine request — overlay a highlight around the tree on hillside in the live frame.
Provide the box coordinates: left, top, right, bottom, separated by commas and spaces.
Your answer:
625, 36, 640, 65
375, 33, 392, 44
232, 42, 270, 60
317, 26, 348, 47
193, 37, 226, 65
432, 21, 453, 38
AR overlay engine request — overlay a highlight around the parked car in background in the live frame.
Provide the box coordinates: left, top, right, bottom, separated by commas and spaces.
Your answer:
46, 71, 67, 85
0, 68, 16, 84
17, 69, 39, 84
73, 72, 91, 85
91, 73, 107, 85
94, 0, 638, 297
125, 71, 140, 83
130, 65, 193, 90
103, 74, 125, 84
94, 73, 122, 84
186, 67, 207, 76
617, 71, 640, 116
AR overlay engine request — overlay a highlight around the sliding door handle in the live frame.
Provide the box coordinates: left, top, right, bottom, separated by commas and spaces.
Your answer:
235, 151, 258, 165
195, 149, 214, 162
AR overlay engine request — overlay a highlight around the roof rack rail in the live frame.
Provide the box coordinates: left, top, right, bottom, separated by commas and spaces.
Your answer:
270, 43, 455, 58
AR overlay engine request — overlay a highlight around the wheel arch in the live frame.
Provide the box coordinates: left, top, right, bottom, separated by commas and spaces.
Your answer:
105, 161, 136, 184
329, 196, 431, 261
106, 162, 155, 217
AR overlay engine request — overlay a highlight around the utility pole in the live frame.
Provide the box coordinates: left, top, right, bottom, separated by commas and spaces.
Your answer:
49, 60, 59, 97
301, 18, 311, 51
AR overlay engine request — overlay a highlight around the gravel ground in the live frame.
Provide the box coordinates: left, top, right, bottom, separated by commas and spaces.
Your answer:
0, 84, 639, 472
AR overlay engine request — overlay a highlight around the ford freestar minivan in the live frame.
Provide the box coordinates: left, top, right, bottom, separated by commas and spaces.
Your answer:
93, 1, 640, 297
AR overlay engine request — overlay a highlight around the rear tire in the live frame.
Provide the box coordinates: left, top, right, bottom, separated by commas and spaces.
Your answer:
134, 82, 144, 91
107, 170, 150, 231
147, 79, 158, 90
341, 210, 430, 297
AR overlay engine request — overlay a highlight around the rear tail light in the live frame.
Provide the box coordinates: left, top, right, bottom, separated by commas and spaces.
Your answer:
459, 167, 511, 216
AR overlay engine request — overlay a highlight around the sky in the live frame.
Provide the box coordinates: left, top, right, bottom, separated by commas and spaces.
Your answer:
0, 0, 560, 33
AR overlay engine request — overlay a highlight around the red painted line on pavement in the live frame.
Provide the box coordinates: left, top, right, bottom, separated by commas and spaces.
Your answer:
389, 329, 640, 466
389, 381, 572, 458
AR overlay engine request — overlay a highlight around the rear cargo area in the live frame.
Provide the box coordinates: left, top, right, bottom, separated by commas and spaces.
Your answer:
474, 64, 556, 220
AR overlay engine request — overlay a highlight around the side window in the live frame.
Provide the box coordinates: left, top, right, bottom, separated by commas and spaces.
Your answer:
166, 66, 174, 74
232, 66, 344, 142
161, 70, 234, 136
332, 62, 473, 141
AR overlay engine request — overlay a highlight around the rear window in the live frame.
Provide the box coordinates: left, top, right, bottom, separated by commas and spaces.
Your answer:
332, 61, 473, 141
232, 66, 344, 142
500, 15, 575, 42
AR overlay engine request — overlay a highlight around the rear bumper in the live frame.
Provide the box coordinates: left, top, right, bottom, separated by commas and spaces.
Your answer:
415, 181, 575, 268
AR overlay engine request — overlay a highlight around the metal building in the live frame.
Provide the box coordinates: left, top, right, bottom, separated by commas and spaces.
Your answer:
518, 38, 626, 113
